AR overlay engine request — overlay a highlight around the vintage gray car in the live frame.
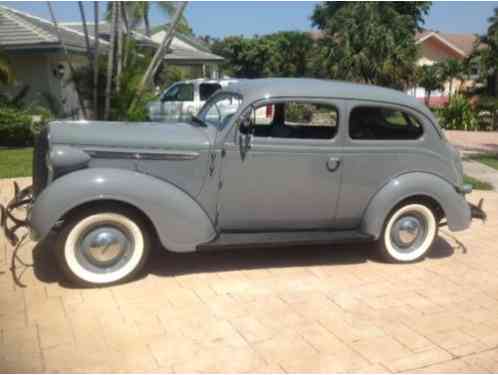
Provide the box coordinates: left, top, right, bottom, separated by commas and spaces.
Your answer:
1, 79, 486, 287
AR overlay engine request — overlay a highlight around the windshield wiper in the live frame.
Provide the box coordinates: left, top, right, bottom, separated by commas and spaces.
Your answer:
191, 115, 207, 127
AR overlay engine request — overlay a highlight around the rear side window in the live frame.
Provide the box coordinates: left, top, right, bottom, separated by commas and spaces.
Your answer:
200, 83, 221, 101
349, 106, 423, 140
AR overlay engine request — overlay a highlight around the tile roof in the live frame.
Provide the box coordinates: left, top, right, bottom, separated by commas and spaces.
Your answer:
63, 22, 223, 63
0, 5, 107, 52
415, 30, 481, 56
61, 22, 159, 49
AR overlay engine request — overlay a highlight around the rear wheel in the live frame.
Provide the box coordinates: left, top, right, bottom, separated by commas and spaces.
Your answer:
378, 202, 438, 263
56, 206, 150, 287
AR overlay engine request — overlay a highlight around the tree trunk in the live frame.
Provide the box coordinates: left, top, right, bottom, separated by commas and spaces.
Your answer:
93, 1, 100, 119
116, 2, 123, 94
78, 2, 93, 63
137, 2, 188, 96
121, 3, 130, 69
47, 1, 88, 119
144, 4, 151, 37
104, 1, 118, 120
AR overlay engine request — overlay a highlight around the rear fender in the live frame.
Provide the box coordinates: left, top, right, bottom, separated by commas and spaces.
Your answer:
361, 172, 471, 239
30, 168, 216, 252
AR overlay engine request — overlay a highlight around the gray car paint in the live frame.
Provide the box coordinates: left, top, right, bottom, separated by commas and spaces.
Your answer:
30, 78, 472, 252
30, 168, 216, 252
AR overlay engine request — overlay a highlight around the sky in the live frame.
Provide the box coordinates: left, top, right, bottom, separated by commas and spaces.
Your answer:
1, 1, 497, 38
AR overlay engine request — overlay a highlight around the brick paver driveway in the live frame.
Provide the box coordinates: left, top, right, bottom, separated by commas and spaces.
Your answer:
2, 178, 498, 373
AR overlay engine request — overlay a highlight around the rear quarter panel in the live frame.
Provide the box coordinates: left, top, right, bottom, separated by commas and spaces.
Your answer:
335, 100, 457, 229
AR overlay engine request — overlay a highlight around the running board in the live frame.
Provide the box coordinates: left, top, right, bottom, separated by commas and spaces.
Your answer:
197, 230, 374, 252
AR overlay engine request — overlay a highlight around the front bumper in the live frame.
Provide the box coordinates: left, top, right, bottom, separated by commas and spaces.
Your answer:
469, 198, 487, 222
0, 182, 33, 246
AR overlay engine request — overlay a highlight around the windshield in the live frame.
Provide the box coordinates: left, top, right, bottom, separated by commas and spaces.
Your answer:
198, 93, 243, 129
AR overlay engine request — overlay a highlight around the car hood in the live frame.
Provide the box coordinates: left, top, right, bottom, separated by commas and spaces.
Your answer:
48, 120, 213, 151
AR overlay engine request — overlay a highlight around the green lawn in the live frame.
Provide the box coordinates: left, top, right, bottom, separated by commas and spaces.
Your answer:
0, 147, 33, 178
464, 175, 494, 191
468, 153, 498, 171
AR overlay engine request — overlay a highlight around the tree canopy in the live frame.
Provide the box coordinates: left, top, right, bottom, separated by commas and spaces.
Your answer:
310, 2, 431, 89
210, 31, 315, 78
476, 7, 498, 96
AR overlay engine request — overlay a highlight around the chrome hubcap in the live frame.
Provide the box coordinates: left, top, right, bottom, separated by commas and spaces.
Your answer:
391, 214, 426, 253
77, 225, 133, 273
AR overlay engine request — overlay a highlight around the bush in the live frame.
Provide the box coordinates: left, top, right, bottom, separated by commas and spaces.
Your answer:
474, 95, 498, 131
0, 107, 34, 147
438, 94, 478, 131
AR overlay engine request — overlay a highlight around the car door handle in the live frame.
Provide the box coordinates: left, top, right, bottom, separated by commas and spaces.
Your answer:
327, 157, 341, 172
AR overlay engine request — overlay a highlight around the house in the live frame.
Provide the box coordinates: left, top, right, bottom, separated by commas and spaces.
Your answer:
0, 5, 223, 117
0, 5, 101, 116
409, 30, 481, 106
62, 22, 224, 79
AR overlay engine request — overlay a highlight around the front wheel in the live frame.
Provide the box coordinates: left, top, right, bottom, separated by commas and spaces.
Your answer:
55, 206, 151, 287
378, 202, 438, 263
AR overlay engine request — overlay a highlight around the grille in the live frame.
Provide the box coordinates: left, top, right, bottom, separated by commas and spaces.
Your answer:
32, 127, 49, 197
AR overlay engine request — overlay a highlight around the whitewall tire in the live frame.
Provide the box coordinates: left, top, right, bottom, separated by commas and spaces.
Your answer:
379, 203, 437, 263
56, 206, 150, 287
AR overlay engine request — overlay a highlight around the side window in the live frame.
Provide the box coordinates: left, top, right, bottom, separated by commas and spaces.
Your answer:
199, 83, 221, 101
250, 101, 338, 140
349, 106, 423, 140
162, 84, 194, 102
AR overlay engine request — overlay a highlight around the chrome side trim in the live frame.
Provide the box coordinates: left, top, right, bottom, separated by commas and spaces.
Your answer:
85, 150, 200, 161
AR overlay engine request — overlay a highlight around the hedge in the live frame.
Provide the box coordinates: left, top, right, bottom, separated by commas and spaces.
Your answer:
0, 107, 34, 147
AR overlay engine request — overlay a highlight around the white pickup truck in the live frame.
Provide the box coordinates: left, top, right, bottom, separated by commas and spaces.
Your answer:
146, 78, 273, 123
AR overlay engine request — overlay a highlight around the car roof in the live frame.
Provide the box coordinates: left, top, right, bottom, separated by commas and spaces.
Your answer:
224, 78, 432, 117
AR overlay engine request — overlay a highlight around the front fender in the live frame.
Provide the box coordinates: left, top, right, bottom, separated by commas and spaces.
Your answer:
361, 172, 471, 239
30, 168, 216, 252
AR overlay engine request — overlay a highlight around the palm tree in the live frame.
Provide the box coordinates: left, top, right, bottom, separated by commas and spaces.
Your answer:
0, 50, 14, 85
116, 2, 124, 94
78, 2, 93, 63
106, 2, 192, 36
487, 7, 498, 35
416, 64, 444, 106
132, 2, 188, 110
104, 1, 118, 120
441, 59, 465, 99
93, 2, 100, 118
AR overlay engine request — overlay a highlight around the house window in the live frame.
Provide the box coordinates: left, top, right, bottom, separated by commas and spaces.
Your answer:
250, 101, 338, 140
349, 106, 423, 140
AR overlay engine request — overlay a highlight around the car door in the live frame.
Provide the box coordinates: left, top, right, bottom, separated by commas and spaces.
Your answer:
159, 82, 195, 121
218, 99, 345, 231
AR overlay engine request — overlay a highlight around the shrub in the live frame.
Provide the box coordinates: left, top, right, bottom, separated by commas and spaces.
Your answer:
0, 107, 34, 147
438, 94, 478, 131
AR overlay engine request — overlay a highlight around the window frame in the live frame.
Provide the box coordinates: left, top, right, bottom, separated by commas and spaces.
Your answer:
236, 98, 342, 146
346, 102, 426, 144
